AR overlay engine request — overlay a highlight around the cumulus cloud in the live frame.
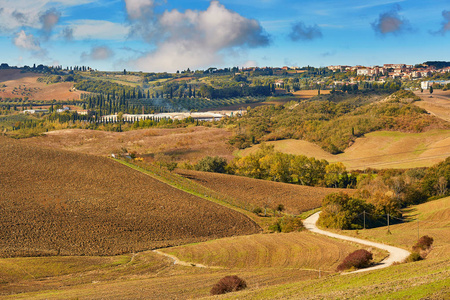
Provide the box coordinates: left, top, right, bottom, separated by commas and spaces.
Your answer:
128, 0, 270, 72
371, 5, 412, 35
81, 46, 115, 61
289, 22, 323, 41
13, 30, 41, 51
40, 8, 61, 34
432, 10, 450, 35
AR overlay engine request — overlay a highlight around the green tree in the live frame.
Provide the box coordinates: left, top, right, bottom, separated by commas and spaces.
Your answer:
195, 156, 228, 173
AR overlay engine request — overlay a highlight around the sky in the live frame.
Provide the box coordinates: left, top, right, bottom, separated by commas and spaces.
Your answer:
0, 0, 449, 72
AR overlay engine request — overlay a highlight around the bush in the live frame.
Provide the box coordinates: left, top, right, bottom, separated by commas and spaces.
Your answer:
210, 275, 247, 295
337, 249, 373, 271
405, 252, 422, 263
413, 235, 434, 251
252, 207, 263, 215
195, 156, 227, 173
268, 216, 305, 233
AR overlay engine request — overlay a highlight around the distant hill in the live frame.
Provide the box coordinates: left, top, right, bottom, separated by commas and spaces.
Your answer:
423, 61, 450, 69
0, 69, 83, 101
0, 136, 259, 257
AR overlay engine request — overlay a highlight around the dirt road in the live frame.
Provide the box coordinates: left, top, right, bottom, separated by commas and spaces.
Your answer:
303, 212, 410, 274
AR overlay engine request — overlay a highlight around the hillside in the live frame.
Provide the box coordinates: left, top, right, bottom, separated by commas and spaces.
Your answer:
223, 197, 450, 299
0, 69, 82, 101
239, 129, 450, 170
176, 169, 353, 215
25, 127, 234, 162
414, 90, 450, 123
0, 136, 259, 257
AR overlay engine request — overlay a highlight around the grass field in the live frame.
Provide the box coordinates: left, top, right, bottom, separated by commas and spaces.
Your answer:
26, 126, 235, 163
0, 135, 259, 257
0, 231, 382, 299
162, 231, 384, 270
221, 197, 450, 299
239, 129, 450, 170
176, 169, 353, 215
414, 90, 450, 122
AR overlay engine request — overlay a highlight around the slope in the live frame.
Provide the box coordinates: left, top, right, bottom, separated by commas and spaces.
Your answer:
0, 136, 260, 257
239, 129, 450, 170
176, 169, 353, 215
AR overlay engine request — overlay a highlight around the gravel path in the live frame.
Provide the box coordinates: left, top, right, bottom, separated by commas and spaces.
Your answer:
303, 212, 410, 274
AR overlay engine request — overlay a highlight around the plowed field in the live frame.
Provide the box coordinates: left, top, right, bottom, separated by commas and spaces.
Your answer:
176, 170, 353, 215
0, 136, 259, 257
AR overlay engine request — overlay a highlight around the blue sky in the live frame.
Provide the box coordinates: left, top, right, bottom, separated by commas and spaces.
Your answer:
0, 0, 449, 72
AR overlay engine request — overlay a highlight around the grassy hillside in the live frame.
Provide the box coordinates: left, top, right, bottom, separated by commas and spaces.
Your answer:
176, 169, 353, 215
0, 233, 371, 299
239, 129, 450, 170
221, 197, 450, 299
162, 232, 380, 270
0, 136, 259, 257
25, 127, 234, 163
414, 90, 450, 122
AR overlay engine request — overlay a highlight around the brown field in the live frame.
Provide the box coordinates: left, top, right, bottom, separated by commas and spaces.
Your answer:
292, 89, 330, 99
0, 69, 83, 101
414, 90, 450, 122
239, 129, 450, 170
25, 126, 234, 163
176, 169, 353, 215
0, 136, 259, 257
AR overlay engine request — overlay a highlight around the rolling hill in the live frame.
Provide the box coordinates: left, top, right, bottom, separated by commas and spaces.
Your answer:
239, 129, 450, 170
0, 69, 83, 101
176, 169, 353, 215
0, 136, 260, 257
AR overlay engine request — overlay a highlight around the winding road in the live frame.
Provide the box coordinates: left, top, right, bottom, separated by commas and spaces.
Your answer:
303, 212, 410, 274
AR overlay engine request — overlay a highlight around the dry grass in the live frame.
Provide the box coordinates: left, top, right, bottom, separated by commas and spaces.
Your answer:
0, 69, 83, 101
176, 170, 353, 215
0, 135, 259, 257
414, 90, 450, 122
25, 126, 234, 163
339, 197, 450, 259
291, 89, 330, 99
0, 231, 370, 299
239, 129, 450, 170
163, 232, 366, 270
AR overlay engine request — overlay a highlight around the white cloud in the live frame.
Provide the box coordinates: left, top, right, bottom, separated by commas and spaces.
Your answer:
81, 46, 115, 61
125, 0, 155, 20
0, 1, 91, 30
13, 30, 41, 51
129, 0, 270, 72
69, 20, 130, 40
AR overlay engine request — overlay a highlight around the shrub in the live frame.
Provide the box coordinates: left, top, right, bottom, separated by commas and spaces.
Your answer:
252, 207, 263, 215
195, 156, 227, 173
413, 235, 434, 252
210, 275, 247, 295
405, 252, 422, 263
268, 216, 305, 233
337, 249, 373, 271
